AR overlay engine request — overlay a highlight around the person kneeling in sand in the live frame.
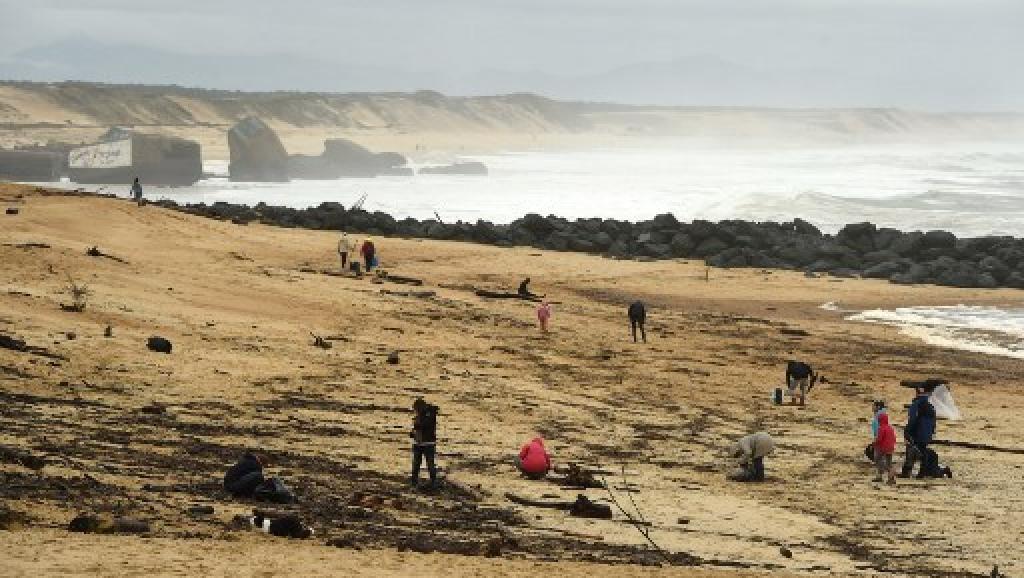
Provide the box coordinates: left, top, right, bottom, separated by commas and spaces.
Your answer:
516, 436, 552, 480
224, 452, 269, 497
729, 432, 775, 482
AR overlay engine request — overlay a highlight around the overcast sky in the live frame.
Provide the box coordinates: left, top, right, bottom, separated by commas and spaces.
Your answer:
1, 0, 1022, 110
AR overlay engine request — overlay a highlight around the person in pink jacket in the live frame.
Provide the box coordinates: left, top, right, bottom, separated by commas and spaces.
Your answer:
536, 302, 552, 332
516, 437, 551, 479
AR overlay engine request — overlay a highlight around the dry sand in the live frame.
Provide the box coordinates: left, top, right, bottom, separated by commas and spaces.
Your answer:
1, 184, 1022, 577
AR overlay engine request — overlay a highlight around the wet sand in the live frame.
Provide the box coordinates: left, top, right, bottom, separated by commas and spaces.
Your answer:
1, 184, 1022, 577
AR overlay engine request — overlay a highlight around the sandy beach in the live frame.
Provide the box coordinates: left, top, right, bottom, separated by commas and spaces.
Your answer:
2, 184, 1023, 577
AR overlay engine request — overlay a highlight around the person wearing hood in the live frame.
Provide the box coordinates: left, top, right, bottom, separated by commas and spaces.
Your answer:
360, 238, 377, 272
729, 432, 775, 482
873, 412, 897, 484
628, 301, 647, 343
130, 177, 143, 206
864, 400, 888, 461
224, 452, 268, 497
516, 437, 552, 479
337, 232, 355, 271
901, 385, 939, 478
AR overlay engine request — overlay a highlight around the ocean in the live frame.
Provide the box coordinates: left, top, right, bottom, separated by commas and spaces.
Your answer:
43, 140, 1024, 357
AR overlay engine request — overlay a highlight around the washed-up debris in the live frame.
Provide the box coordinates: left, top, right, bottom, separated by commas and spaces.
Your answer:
86, 246, 129, 264
0, 332, 67, 361
68, 514, 150, 535
147, 336, 172, 354
5, 208, 19, 215
474, 289, 541, 301
387, 351, 400, 365
186, 505, 215, 517
2, 242, 49, 249
779, 328, 810, 337
311, 332, 332, 349
104, 325, 113, 338
0, 444, 46, 470
379, 289, 435, 298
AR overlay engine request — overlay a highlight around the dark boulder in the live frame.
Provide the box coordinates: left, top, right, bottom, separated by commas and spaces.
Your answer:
921, 230, 958, 251
516, 214, 557, 236
837, 222, 877, 253
693, 237, 731, 258
147, 336, 172, 354
229, 117, 288, 182
650, 213, 680, 230
863, 259, 911, 279
888, 232, 925, 256
978, 256, 1010, 282
792, 218, 821, 236
669, 233, 695, 257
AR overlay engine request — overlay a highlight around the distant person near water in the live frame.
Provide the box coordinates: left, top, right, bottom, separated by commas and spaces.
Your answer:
361, 238, 377, 272
628, 301, 647, 343
785, 360, 817, 406
130, 177, 143, 206
410, 398, 439, 489
536, 302, 552, 332
516, 437, 552, 479
729, 431, 775, 482
337, 232, 355, 272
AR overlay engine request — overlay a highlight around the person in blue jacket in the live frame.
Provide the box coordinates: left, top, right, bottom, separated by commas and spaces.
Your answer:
900, 385, 941, 478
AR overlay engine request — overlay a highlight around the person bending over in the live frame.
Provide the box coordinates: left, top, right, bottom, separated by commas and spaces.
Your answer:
516, 437, 552, 480
223, 452, 268, 497
785, 360, 817, 406
729, 432, 775, 482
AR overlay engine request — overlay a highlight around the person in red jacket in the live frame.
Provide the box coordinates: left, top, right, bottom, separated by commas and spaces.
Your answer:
516, 437, 551, 480
360, 238, 376, 272
873, 412, 897, 485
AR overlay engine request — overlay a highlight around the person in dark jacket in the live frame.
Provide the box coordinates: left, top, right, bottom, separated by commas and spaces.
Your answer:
130, 177, 143, 206
900, 385, 949, 478
628, 301, 647, 343
785, 361, 816, 406
223, 452, 268, 497
410, 398, 439, 488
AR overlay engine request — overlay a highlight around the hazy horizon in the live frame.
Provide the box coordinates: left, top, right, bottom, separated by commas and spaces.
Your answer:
1, 1, 1022, 112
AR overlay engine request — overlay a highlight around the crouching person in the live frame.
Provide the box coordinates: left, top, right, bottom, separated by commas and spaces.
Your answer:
516, 437, 552, 480
224, 452, 268, 497
729, 432, 775, 482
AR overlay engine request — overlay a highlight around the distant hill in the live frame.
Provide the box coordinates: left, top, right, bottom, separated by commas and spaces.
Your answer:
1, 81, 1023, 159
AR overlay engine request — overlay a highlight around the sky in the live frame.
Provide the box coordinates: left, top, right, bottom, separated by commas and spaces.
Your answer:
0, 0, 1022, 110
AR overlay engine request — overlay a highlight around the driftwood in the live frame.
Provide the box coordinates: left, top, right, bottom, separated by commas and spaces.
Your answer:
474, 289, 541, 301
931, 439, 1024, 455
86, 246, 128, 264
385, 275, 424, 286
380, 289, 436, 298
0, 333, 67, 361
310, 333, 332, 349
2, 242, 50, 249
504, 492, 612, 519
0, 445, 46, 470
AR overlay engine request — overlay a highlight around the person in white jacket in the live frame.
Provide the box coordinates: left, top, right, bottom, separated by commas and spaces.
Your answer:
729, 431, 776, 482
337, 232, 356, 271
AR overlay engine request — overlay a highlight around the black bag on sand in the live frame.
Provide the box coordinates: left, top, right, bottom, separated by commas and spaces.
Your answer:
253, 477, 295, 504
864, 443, 875, 462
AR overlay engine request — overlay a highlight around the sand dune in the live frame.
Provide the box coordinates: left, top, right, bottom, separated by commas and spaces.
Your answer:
1, 184, 1022, 577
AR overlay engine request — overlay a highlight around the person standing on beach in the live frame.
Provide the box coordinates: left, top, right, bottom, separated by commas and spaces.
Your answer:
360, 238, 376, 272
130, 177, 143, 206
628, 301, 647, 343
865, 400, 888, 461
337, 232, 355, 272
536, 302, 552, 332
901, 385, 939, 478
873, 412, 897, 484
785, 360, 816, 406
410, 398, 439, 489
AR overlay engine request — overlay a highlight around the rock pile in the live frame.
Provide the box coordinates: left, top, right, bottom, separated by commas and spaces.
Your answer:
151, 198, 1024, 290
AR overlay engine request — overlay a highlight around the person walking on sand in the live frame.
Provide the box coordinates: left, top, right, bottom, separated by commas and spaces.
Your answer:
536, 302, 552, 333
337, 232, 355, 272
900, 384, 947, 478
130, 177, 143, 206
516, 436, 552, 480
873, 412, 897, 484
628, 301, 647, 343
360, 237, 377, 272
410, 398, 439, 489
